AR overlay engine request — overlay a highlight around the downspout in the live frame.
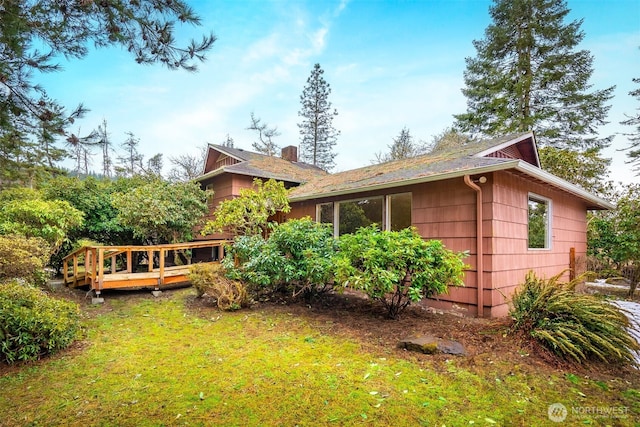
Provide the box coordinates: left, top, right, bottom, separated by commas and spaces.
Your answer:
464, 175, 484, 318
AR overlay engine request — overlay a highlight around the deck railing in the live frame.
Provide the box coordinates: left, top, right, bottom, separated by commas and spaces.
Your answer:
62, 241, 230, 295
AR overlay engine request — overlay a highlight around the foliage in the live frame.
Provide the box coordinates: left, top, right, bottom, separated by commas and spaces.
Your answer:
510, 272, 639, 366
0, 281, 80, 364
0, 191, 84, 255
588, 184, 640, 295
188, 263, 249, 310
4, 288, 636, 426
167, 145, 207, 182
374, 127, 427, 163
538, 146, 613, 196
112, 179, 210, 244
223, 218, 336, 300
454, 0, 613, 152
428, 127, 474, 153
620, 76, 640, 174
0, 0, 215, 185
298, 63, 340, 171
334, 226, 467, 319
261, 218, 336, 299
247, 112, 280, 156
202, 178, 290, 237
0, 235, 50, 285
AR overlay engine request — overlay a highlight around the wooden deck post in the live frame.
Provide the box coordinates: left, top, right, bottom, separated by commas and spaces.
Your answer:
126, 249, 132, 273
569, 247, 576, 282
63, 258, 69, 285
111, 255, 117, 274
73, 253, 79, 287
148, 250, 154, 272
97, 248, 105, 294
159, 249, 165, 286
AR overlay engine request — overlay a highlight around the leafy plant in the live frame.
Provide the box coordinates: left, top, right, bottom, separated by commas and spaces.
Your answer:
0, 234, 50, 285
0, 193, 84, 255
202, 178, 290, 237
188, 263, 249, 310
223, 218, 337, 300
0, 281, 81, 364
334, 226, 467, 319
112, 179, 209, 244
265, 217, 336, 299
510, 271, 640, 366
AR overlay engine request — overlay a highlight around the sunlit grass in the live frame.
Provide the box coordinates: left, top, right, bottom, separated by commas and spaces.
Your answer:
0, 288, 638, 426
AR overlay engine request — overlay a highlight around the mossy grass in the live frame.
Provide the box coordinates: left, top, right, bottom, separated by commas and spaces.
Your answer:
0, 288, 638, 426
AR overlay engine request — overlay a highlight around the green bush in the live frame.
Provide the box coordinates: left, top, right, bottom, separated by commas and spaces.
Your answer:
0, 281, 81, 364
510, 272, 640, 366
223, 218, 337, 300
334, 226, 468, 319
188, 263, 249, 310
0, 234, 50, 285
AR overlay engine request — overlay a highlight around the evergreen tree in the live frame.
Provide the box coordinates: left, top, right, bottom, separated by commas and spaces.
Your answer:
222, 134, 235, 148
621, 77, 640, 174
0, 1, 215, 184
96, 119, 114, 178
247, 112, 280, 156
374, 127, 426, 163
298, 63, 340, 170
116, 132, 144, 177
454, 0, 614, 152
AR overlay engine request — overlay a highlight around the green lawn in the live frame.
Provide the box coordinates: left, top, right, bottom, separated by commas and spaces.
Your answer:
0, 288, 638, 426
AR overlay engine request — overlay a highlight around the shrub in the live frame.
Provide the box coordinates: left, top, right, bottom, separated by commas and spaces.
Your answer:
0, 281, 81, 364
223, 218, 337, 300
334, 226, 468, 319
510, 271, 640, 366
188, 263, 250, 310
266, 218, 336, 299
0, 234, 50, 285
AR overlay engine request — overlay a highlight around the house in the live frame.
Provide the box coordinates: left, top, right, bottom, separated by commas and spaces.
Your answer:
197, 132, 613, 317
195, 144, 326, 240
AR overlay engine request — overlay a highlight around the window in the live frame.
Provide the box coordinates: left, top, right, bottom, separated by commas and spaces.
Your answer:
388, 193, 412, 231
316, 193, 411, 236
317, 203, 334, 225
205, 184, 214, 204
338, 197, 383, 235
528, 194, 551, 249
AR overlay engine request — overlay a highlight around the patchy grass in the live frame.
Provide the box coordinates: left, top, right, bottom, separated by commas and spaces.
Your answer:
0, 288, 638, 426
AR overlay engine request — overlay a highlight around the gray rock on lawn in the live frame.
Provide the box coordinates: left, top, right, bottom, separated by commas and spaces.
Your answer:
398, 335, 467, 356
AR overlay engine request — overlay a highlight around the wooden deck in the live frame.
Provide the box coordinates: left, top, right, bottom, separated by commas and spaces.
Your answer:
62, 241, 230, 294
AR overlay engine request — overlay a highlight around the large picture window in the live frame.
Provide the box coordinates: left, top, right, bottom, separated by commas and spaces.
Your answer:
338, 197, 383, 235
528, 194, 551, 249
316, 193, 412, 236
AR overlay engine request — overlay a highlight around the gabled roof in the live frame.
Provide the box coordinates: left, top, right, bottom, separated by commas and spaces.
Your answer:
288, 132, 612, 210
197, 144, 326, 184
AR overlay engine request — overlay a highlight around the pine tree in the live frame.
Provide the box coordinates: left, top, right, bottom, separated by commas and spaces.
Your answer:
247, 112, 280, 156
116, 132, 144, 177
0, 0, 215, 185
298, 63, 340, 170
454, 0, 614, 152
96, 119, 114, 178
374, 127, 426, 163
621, 77, 640, 174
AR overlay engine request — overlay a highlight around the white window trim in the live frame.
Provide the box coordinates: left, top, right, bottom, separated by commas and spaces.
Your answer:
316, 193, 413, 236
527, 192, 552, 250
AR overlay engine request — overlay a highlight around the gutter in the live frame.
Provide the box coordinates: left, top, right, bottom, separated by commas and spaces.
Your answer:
464, 175, 484, 318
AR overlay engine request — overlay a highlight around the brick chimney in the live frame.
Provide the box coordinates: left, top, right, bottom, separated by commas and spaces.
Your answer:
281, 145, 298, 162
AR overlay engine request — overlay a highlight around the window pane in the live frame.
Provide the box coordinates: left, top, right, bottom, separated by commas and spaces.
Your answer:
389, 193, 412, 231
339, 198, 383, 235
528, 196, 549, 249
318, 203, 334, 225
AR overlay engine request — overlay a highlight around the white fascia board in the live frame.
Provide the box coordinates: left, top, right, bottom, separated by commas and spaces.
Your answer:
515, 161, 614, 210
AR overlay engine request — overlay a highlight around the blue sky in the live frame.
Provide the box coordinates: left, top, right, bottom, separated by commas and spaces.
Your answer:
41, 0, 640, 184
